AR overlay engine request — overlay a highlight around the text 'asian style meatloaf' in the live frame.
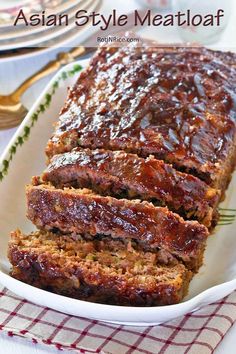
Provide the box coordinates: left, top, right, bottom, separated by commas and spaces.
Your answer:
8, 230, 192, 306
40, 147, 220, 227
46, 45, 236, 194
26, 184, 208, 271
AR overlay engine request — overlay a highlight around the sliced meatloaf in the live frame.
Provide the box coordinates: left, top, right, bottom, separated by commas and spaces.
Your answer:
45, 44, 236, 192
8, 229, 193, 306
40, 148, 220, 227
26, 184, 208, 271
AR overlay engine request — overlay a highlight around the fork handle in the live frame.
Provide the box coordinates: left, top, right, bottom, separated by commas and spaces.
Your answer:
13, 46, 87, 101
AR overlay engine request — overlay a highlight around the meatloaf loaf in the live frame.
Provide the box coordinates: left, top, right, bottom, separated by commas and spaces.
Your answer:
26, 184, 208, 271
40, 148, 220, 227
8, 229, 192, 306
8, 43, 236, 307
45, 45, 236, 193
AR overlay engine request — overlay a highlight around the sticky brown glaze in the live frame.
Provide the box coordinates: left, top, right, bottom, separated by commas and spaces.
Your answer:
9, 230, 192, 306
45, 44, 236, 191
26, 184, 208, 271
41, 148, 220, 227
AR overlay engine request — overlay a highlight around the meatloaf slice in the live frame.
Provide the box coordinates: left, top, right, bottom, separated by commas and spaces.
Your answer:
45, 44, 236, 192
8, 229, 193, 306
26, 184, 208, 271
40, 148, 220, 228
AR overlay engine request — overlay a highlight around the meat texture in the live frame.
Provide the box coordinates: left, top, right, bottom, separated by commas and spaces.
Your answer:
9, 229, 193, 306
41, 148, 220, 227
46, 45, 236, 193
26, 184, 209, 271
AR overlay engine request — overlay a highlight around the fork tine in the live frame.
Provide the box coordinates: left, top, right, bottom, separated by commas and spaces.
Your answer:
0, 108, 28, 129
0, 111, 27, 118
219, 219, 235, 222
0, 123, 22, 129
218, 205, 236, 226
0, 119, 24, 129
0, 117, 23, 124
219, 214, 236, 218
219, 215, 235, 217
219, 208, 236, 211
0, 116, 23, 123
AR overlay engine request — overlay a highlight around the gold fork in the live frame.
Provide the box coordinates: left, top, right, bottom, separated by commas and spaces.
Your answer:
0, 46, 93, 130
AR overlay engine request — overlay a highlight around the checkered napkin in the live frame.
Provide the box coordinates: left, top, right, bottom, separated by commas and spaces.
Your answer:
0, 285, 236, 354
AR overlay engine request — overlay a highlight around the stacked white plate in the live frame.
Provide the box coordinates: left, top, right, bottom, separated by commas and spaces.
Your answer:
0, 0, 102, 60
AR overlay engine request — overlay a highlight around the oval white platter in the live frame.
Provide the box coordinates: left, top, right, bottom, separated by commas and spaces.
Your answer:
0, 59, 236, 326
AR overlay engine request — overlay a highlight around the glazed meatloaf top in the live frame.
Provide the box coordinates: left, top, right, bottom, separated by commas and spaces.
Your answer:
46, 44, 236, 189
41, 148, 220, 227
26, 184, 208, 270
9, 229, 192, 306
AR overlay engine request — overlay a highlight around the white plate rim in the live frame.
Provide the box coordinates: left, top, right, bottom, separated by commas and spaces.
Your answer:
0, 1, 101, 63
0, 60, 236, 326
0, 0, 85, 28
0, 0, 99, 50
0, 0, 93, 40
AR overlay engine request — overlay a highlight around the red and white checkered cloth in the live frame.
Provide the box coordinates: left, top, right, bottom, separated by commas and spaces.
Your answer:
0, 285, 236, 354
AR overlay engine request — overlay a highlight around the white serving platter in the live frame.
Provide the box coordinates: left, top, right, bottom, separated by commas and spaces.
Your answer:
0, 59, 236, 326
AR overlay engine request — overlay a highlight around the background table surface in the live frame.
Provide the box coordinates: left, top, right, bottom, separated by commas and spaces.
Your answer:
1, 0, 236, 352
